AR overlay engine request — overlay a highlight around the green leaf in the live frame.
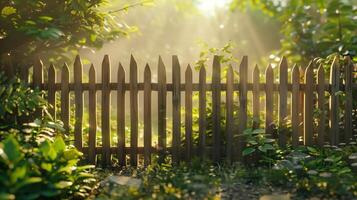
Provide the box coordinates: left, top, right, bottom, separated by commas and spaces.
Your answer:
38, 16, 53, 22
3, 136, 21, 163
242, 147, 255, 156
54, 181, 73, 189
53, 136, 65, 152
1, 6, 16, 17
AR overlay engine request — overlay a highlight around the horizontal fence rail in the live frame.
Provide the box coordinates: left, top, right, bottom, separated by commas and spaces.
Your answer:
14, 55, 357, 166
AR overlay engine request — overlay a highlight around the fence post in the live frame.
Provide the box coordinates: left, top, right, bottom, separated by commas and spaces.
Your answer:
144, 64, 152, 166
291, 64, 300, 146
172, 55, 181, 164
304, 61, 314, 146
317, 64, 326, 146
117, 63, 126, 166
102, 55, 111, 166
157, 56, 167, 163
198, 66, 207, 159
88, 64, 97, 164
278, 57, 288, 147
74, 55, 83, 150
329, 56, 340, 145
129, 55, 138, 166
212, 55, 221, 162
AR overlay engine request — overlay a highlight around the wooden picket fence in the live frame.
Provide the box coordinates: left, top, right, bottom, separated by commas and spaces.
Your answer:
24, 55, 356, 166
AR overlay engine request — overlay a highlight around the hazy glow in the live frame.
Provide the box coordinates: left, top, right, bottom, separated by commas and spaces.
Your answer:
197, 0, 229, 16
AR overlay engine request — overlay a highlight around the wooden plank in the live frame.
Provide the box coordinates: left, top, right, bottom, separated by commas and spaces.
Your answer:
130, 55, 138, 166
88, 64, 97, 164
299, 66, 305, 143
226, 65, 234, 163
252, 65, 260, 129
33, 59, 43, 118
157, 56, 167, 162
144, 64, 152, 166
329, 56, 340, 145
212, 55, 221, 162
291, 64, 300, 147
172, 55, 181, 164
74, 55, 83, 150
238, 56, 248, 160
117, 63, 126, 166
185, 65, 193, 162
102, 55, 111, 166
265, 64, 274, 137
317, 64, 325, 147
304, 62, 314, 146
61, 63, 70, 134
344, 56, 353, 142
198, 66, 207, 158
278, 57, 288, 147
48, 64, 56, 118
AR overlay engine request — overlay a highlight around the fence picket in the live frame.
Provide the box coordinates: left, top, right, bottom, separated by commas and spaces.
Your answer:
144, 64, 152, 166
117, 63, 126, 166
157, 56, 167, 162
291, 65, 300, 146
212, 55, 221, 162
226, 65, 234, 163
130, 55, 138, 166
265, 64, 274, 137
88, 64, 96, 164
317, 64, 325, 147
185, 65, 193, 162
304, 62, 314, 146
102, 55, 111, 166
61, 63, 70, 133
238, 56, 248, 159
329, 57, 340, 145
299, 66, 305, 143
48, 64, 56, 118
344, 56, 353, 143
74, 55, 83, 150
278, 57, 288, 146
172, 55, 181, 163
252, 65, 260, 129
198, 66, 207, 158
33, 59, 43, 118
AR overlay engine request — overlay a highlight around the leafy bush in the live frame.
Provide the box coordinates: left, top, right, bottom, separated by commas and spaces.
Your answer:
0, 74, 96, 199
0, 133, 96, 199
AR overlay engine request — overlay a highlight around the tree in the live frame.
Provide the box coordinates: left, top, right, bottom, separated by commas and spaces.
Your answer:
0, 0, 137, 72
230, 0, 357, 64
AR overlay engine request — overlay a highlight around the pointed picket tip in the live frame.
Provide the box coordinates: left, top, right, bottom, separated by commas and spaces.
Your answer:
158, 55, 164, 66
265, 63, 273, 74
317, 64, 325, 75
228, 64, 233, 73
49, 63, 55, 72
172, 55, 180, 66
158, 56, 166, 73
305, 60, 314, 74
185, 64, 192, 75
130, 54, 136, 63
144, 63, 151, 73
279, 56, 288, 67
102, 54, 110, 65
74, 55, 82, 65
253, 64, 260, 74
63, 62, 69, 71
89, 64, 95, 74
213, 55, 221, 66
118, 62, 125, 73
292, 63, 299, 76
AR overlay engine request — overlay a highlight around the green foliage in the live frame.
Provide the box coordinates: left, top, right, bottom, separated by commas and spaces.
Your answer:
242, 129, 276, 157
0, 72, 48, 130
231, 0, 357, 63
0, 133, 96, 199
0, 0, 136, 69
96, 159, 221, 199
